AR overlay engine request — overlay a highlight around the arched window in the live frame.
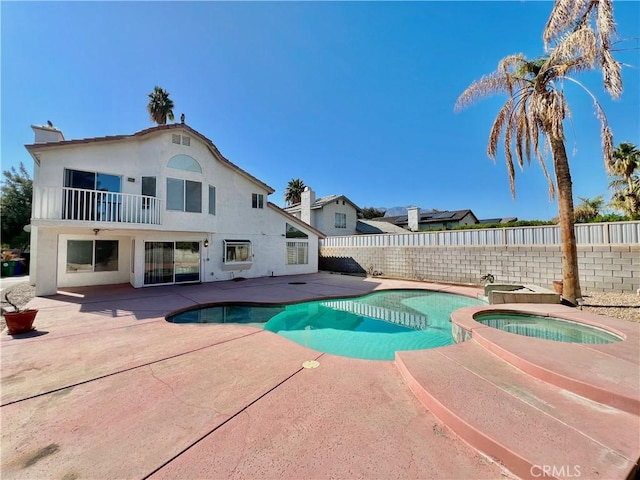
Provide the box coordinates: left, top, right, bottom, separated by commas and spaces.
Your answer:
167, 154, 202, 173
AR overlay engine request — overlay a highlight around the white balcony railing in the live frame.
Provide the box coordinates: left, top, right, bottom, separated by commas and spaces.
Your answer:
33, 186, 162, 225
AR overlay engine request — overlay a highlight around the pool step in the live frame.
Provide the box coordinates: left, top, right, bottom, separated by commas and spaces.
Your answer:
459, 313, 640, 414
395, 342, 639, 480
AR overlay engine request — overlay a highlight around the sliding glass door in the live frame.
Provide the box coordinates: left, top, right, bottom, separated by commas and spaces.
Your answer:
63, 169, 122, 221
144, 241, 200, 285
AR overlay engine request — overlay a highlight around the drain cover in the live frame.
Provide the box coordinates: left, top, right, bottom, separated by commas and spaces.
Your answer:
302, 360, 320, 369
289, 282, 306, 285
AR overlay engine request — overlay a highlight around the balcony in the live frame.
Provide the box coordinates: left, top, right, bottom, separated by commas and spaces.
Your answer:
33, 186, 162, 226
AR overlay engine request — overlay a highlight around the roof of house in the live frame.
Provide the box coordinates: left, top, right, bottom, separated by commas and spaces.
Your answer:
356, 220, 408, 234
25, 123, 275, 194
375, 209, 478, 226
285, 194, 362, 213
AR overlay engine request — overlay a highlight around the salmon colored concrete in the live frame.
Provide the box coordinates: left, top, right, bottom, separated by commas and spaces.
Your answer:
2, 273, 638, 479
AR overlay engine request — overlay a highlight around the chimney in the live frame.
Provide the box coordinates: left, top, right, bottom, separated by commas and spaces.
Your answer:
301, 187, 316, 226
407, 207, 420, 231
31, 124, 65, 143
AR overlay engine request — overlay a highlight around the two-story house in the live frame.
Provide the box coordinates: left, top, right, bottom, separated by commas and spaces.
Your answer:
284, 187, 361, 236
26, 122, 323, 296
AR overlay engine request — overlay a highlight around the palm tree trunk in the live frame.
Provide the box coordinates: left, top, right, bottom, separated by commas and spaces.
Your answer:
549, 135, 582, 304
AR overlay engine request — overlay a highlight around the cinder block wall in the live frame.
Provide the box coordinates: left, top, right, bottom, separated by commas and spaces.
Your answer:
319, 244, 639, 293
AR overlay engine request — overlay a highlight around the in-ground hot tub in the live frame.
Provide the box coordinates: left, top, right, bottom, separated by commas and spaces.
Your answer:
473, 312, 623, 344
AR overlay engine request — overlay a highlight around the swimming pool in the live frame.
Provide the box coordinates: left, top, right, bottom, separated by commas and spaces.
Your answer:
167, 290, 484, 360
475, 312, 623, 344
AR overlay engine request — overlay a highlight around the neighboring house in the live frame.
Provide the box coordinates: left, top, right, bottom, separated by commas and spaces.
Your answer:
376, 207, 479, 231
26, 123, 323, 296
284, 187, 361, 236
355, 219, 408, 235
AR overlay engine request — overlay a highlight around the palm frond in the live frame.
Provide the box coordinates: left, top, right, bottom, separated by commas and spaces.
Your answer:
544, 0, 588, 50
487, 99, 513, 159
455, 71, 516, 111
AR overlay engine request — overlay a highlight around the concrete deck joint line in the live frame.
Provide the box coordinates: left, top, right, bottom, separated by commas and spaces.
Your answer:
142, 352, 325, 480
1, 330, 263, 408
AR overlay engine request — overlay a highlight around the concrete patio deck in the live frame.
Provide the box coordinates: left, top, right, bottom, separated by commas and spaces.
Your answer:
1, 273, 638, 479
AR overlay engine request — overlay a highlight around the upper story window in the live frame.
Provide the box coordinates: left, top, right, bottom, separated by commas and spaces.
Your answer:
208, 185, 216, 215
335, 213, 346, 228
142, 176, 156, 208
167, 178, 202, 212
167, 154, 201, 173
252, 193, 264, 209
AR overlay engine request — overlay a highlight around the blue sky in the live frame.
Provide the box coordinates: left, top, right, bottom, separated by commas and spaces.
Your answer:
2, 1, 638, 221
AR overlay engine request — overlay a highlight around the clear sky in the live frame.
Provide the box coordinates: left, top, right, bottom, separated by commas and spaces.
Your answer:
2, 1, 638, 221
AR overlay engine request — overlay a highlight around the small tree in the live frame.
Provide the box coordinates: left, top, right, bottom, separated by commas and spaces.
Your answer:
574, 195, 604, 223
0, 163, 32, 249
147, 86, 175, 125
361, 207, 386, 219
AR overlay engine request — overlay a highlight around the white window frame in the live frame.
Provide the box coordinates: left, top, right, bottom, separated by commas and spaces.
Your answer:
335, 212, 347, 229
66, 239, 119, 273
224, 240, 252, 264
252, 193, 264, 209
286, 241, 308, 265
167, 177, 202, 213
208, 185, 216, 215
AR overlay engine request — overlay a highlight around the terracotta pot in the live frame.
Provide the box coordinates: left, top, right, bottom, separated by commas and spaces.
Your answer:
552, 280, 563, 295
4, 309, 37, 335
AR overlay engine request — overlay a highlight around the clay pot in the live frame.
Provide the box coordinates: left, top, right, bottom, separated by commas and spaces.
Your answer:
552, 280, 563, 295
4, 309, 37, 335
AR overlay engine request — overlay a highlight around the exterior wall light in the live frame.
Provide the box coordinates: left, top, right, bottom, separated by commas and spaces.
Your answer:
204, 238, 209, 248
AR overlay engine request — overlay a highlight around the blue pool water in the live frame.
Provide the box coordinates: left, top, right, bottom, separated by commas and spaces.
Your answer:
475, 312, 623, 344
167, 290, 484, 360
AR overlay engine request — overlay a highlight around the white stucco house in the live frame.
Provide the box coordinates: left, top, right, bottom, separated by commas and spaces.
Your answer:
284, 187, 361, 236
26, 122, 323, 296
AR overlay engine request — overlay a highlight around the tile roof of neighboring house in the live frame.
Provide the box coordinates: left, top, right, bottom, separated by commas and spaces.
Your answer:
285, 194, 362, 213
267, 203, 326, 238
375, 209, 478, 226
356, 220, 408, 234
25, 123, 275, 194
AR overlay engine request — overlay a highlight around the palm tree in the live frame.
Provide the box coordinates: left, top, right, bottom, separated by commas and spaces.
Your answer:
608, 143, 640, 218
455, 48, 619, 304
609, 142, 640, 190
147, 86, 175, 125
284, 178, 306, 205
574, 195, 604, 222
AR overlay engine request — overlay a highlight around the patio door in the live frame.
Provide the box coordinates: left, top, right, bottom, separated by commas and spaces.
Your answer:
63, 169, 122, 221
144, 241, 200, 285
